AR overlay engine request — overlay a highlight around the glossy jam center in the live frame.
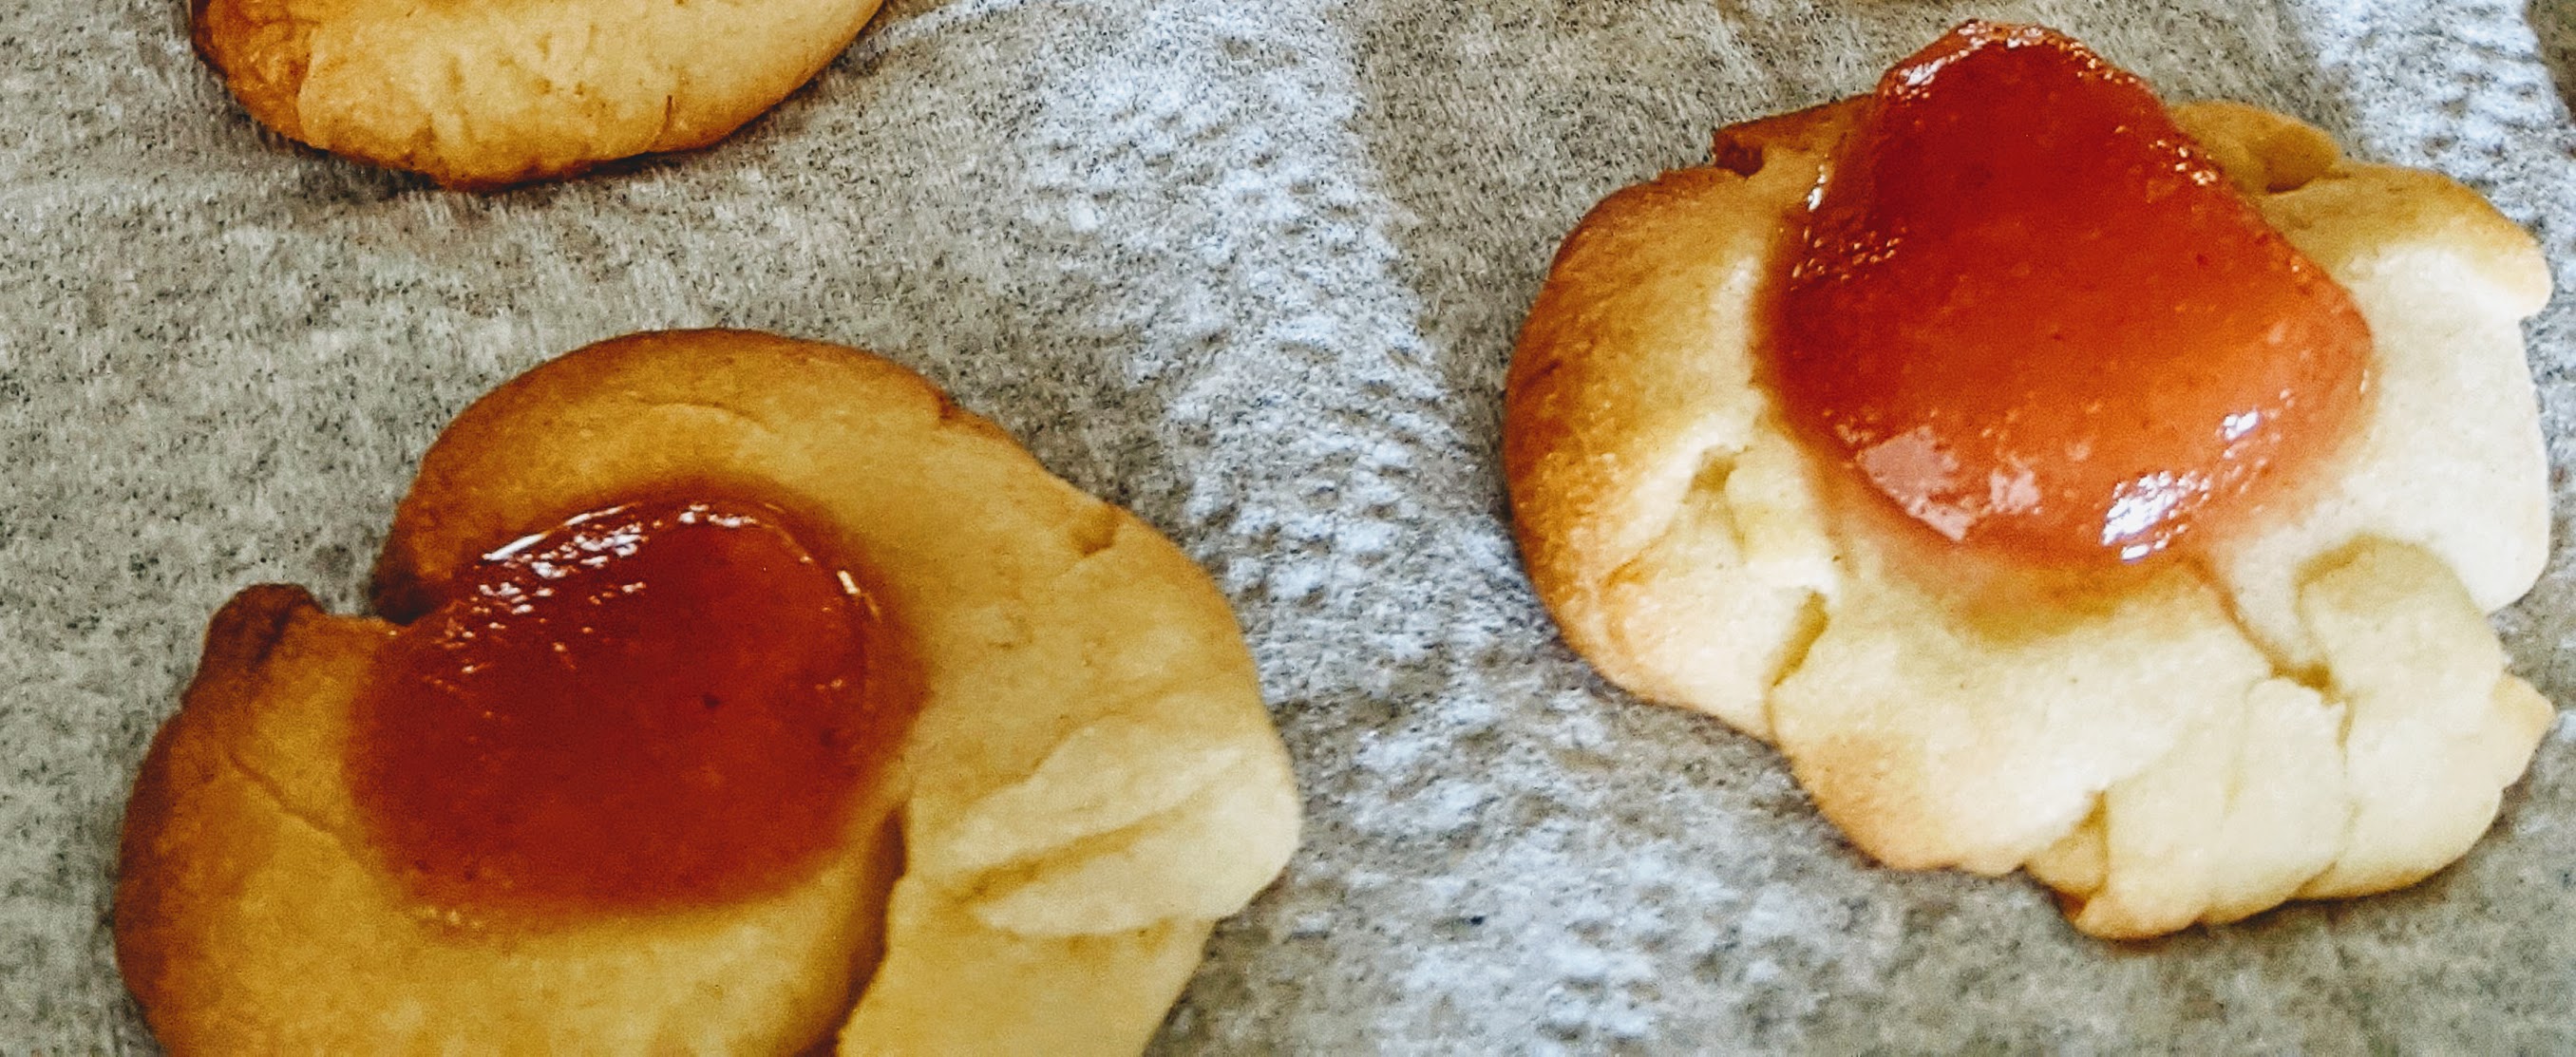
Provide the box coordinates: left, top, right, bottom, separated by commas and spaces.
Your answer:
1769, 22, 2371, 562
349, 500, 883, 919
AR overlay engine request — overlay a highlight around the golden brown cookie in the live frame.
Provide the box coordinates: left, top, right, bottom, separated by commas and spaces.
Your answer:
116, 330, 1301, 1052
192, 0, 886, 186
1506, 53, 2553, 934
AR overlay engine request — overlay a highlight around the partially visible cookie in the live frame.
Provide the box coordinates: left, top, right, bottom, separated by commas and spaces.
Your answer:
1506, 27, 2553, 937
116, 330, 1301, 1052
192, 0, 886, 185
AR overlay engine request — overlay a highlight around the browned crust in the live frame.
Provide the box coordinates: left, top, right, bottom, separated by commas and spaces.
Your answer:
116, 577, 895, 1052
1505, 96, 2552, 938
113, 586, 396, 1051
1501, 101, 1857, 709
118, 330, 1297, 1051
1503, 95, 2548, 722
191, 0, 309, 143
372, 330, 1028, 619
190, 0, 885, 187
113, 586, 298, 1048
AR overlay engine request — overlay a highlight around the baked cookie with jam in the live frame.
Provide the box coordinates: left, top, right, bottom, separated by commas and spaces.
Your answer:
116, 330, 1300, 1052
192, 0, 886, 185
1506, 22, 2554, 937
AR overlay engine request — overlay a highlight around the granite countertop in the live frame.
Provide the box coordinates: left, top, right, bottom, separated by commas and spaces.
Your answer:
6, 0, 2574, 1051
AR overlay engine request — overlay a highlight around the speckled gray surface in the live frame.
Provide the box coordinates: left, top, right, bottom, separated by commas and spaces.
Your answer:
5, 0, 2574, 1052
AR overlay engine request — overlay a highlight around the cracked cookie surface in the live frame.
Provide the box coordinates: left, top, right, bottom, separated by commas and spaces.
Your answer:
192, 0, 887, 185
1505, 102, 2553, 937
115, 330, 1300, 1052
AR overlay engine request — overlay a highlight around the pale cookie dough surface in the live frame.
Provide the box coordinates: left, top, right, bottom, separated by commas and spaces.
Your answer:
1506, 102, 2555, 937
19, 1, 2576, 1050
193, 0, 887, 186
116, 331, 1300, 1053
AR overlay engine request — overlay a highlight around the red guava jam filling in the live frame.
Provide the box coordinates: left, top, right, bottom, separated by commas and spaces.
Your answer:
1768, 22, 2371, 562
349, 500, 887, 919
